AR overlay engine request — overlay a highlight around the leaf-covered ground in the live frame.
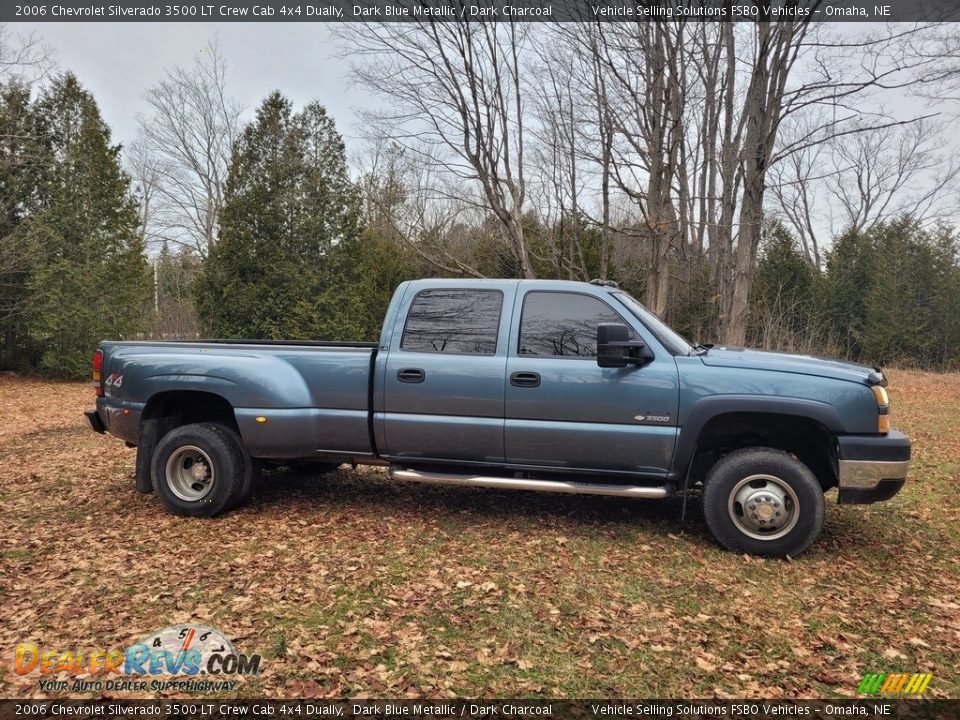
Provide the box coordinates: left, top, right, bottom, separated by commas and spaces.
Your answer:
0, 370, 958, 699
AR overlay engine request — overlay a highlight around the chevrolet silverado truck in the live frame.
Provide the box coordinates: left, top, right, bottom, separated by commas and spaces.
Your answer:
86, 278, 910, 557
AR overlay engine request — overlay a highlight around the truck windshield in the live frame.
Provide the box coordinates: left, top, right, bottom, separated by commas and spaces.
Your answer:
612, 292, 695, 356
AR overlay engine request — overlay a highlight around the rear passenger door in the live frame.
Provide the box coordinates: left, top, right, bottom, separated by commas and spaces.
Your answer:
381, 285, 512, 464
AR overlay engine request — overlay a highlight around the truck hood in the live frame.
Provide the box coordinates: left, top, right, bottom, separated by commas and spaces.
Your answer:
700, 346, 879, 385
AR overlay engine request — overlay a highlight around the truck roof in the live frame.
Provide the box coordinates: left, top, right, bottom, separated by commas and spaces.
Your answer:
405, 278, 620, 291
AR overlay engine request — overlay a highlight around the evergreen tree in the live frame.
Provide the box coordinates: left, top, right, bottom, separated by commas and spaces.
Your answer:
928, 228, 960, 368
0, 81, 47, 370
25, 74, 151, 378
820, 228, 877, 360
195, 92, 362, 339
327, 227, 418, 341
861, 219, 959, 367
748, 222, 818, 351
817, 217, 960, 368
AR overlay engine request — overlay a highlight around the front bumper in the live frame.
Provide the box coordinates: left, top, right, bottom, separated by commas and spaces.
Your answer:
837, 430, 911, 504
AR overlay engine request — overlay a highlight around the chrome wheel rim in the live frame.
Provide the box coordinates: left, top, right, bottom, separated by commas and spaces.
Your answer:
727, 474, 799, 541
165, 445, 215, 502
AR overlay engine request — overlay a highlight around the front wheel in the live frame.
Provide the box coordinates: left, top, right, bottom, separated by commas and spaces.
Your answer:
151, 422, 250, 517
703, 447, 825, 558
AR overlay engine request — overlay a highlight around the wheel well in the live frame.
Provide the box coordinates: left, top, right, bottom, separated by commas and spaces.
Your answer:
142, 390, 239, 433
691, 412, 838, 491
135, 391, 240, 492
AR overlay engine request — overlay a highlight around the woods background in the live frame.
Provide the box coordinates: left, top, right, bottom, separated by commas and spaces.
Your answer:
3, 20, 960, 379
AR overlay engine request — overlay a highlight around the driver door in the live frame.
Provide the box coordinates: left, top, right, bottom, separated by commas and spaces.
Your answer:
504, 288, 679, 476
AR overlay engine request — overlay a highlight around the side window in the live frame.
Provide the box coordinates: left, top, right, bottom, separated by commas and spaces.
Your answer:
519, 292, 634, 357
401, 289, 503, 355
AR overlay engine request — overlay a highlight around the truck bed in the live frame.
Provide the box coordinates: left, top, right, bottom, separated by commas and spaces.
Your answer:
97, 339, 379, 461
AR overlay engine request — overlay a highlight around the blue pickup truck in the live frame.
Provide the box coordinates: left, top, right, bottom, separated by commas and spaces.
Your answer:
86, 278, 910, 557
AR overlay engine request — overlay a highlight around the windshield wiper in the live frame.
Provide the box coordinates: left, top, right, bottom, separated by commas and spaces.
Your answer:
691, 343, 713, 356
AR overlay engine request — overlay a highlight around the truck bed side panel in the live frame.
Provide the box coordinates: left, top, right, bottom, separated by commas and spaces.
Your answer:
99, 342, 375, 459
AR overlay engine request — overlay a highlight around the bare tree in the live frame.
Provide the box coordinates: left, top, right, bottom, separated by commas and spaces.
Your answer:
544, 24, 620, 281
0, 25, 54, 85
529, 38, 590, 280
135, 39, 241, 257
720, 21, 811, 345
904, 25, 960, 108
354, 137, 492, 277
344, 19, 955, 348
127, 135, 163, 245
772, 118, 960, 265
767, 136, 830, 267
583, 22, 690, 316
340, 18, 535, 277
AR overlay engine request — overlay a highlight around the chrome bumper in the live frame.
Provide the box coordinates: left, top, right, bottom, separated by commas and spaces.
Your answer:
838, 459, 910, 489
836, 430, 910, 504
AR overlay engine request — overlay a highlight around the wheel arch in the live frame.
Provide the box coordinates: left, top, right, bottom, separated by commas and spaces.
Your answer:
673, 396, 844, 491
142, 389, 240, 432
134, 389, 241, 494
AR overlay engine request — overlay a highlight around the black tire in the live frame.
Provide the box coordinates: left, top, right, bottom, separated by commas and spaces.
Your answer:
215, 425, 255, 509
151, 422, 249, 517
702, 447, 825, 558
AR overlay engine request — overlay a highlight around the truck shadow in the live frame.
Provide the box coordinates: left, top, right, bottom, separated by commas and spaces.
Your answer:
247, 464, 712, 542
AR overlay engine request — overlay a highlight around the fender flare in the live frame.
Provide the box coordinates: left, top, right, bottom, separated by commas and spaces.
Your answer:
670, 395, 846, 477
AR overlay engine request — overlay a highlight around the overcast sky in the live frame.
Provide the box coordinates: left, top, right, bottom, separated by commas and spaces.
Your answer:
15, 21, 960, 243
18, 23, 954, 153
21, 23, 367, 150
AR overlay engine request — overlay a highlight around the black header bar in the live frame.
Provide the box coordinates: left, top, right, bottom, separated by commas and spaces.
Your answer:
1, 700, 959, 720
3, 0, 960, 22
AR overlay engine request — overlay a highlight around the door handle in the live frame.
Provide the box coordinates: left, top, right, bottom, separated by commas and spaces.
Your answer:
397, 368, 425, 383
510, 371, 541, 388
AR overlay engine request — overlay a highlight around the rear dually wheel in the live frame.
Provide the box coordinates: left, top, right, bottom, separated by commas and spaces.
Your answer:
151, 422, 249, 517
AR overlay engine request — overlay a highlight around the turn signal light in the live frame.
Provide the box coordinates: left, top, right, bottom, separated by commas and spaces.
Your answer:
871, 385, 890, 434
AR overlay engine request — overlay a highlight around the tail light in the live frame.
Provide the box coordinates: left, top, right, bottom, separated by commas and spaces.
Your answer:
92, 350, 103, 397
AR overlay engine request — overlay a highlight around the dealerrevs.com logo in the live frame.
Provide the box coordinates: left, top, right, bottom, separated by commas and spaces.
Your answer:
13, 625, 262, 693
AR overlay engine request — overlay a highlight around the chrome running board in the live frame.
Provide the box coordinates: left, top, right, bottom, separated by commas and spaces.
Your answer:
388, 468, 674, 499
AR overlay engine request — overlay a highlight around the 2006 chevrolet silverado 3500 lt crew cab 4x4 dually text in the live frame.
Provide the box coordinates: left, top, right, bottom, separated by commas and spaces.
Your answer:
86, 278, 911, 557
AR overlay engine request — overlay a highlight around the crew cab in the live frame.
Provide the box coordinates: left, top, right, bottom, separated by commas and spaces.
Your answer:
86, 279, 911, 556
